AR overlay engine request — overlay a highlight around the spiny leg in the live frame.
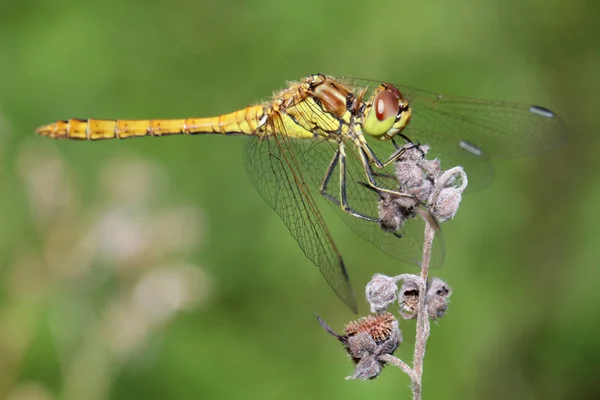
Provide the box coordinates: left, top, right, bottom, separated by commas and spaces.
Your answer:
363, 137, 425, 170
386, 136, 426, 163
319, 146, 378, 222
357, 145, 419, 200
338, 144, 379, 222
319, 148, 342, 205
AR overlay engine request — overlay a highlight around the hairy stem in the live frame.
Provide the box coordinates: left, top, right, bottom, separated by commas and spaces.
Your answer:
379, 354, 415, 380
411, 222, 435, 400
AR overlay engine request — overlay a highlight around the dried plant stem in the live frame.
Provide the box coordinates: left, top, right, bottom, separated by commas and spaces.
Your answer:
378, 354, 416, 379
375, 222, 435, 398
333, 145, 461, 390
411, 222, 435, 400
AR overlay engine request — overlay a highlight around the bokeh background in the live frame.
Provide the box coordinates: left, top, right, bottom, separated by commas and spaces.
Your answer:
1, 0, 599, 399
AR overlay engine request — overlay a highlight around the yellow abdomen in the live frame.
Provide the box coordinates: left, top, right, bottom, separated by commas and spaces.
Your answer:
35, 106, 266, 140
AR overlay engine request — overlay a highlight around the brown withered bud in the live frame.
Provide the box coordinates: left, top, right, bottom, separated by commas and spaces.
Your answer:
357, 181, 417, 233
395, 161, 427, 189
365, 273, 398, 313
398, 277, 452, 320
344, 313, 399, 345
425, 277, 452, 320
359, 144, 441, 235
430, 167, 468, 222
317, 313, 401, 380
377, 193, 414, 232
394, 145, 435, 205
392, 145, 468, 225
426, 294, 448, 320
362, 144, 468, 243
350, 354, 382, 380
363, 143, 468, 240
427, 277, 452, 298
433, 186, 462, 222
398, 277, 421, 320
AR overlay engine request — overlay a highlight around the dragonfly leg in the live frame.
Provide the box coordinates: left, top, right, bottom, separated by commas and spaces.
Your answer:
393, 133, 417, 148
319, 148, 342, 205
319, 147, 378, 222
362, 141, 385, 169
357, 146, 419, 200
361, 132, 425, 173
384, 138, 425, 165
338, 144, 379, 222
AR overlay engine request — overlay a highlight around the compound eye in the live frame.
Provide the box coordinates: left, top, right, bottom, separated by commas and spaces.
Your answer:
374, 90, 400, 121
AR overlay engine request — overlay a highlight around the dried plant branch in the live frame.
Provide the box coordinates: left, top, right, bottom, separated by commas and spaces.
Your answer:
410, 222, 435, 399
378, 354, 415, 380
317, 145, 464, 398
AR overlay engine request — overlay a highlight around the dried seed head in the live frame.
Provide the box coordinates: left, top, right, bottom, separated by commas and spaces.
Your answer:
394, 146, 435, 205
393, 191, 423, 209
433, 187, 462, 222
346, 332, 378, 359
365, 273, 398, 312
398, 276, 452, 320
400, 144, 430, 162
368, 143, 469, 240
398, 277, 421, 320
427, 277, 452, 299
372, 145, 468, 235
377, 195, 410, 232
345, 312, 397, 343
430, 167, 468, 222
426, 294, 449, 320
317, 313, 401, 380
426, 277, 452, 320
346, 355, 382, 380
395, 161, 426, 189
372, 146, 433, 234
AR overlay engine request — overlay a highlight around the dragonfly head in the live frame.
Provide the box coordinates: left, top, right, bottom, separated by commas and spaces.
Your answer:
362, 84, 412, 141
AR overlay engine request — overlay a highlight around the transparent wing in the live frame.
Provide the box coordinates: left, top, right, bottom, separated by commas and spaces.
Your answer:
279, 86, 445, 269
341, 77, 567, 189
296, 135, 445, 269
244, 120, 357, 312
365, 134, 495, 190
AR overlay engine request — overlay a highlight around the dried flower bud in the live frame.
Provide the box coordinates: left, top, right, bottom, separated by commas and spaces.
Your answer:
430, 167, 467, 222
347, 355, 382, 380
395, 161, 425, 189
398, 277, 421, 320
394, 161, 434, 205
398, 276, 452, 320
377, 194, 410, 232
394, 191, 424, 209
426, 277, 452, 299
433, 187, 462, 222
358, 182, 418, 233
399, 144, 429, 162
426, 294, 448, 320
366, 144, 468, 243
344, 313, 399, 344
359, 143, 467, 241
317, 313, 401, 380
366, 273, 398, 312
346, 332, 377, 359
425, 277, 452, 320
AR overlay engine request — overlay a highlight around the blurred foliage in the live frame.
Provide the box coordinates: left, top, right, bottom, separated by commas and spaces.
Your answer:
1, 0, 599, 399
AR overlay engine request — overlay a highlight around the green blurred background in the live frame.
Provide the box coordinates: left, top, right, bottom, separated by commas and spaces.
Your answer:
1, 0, 599, 398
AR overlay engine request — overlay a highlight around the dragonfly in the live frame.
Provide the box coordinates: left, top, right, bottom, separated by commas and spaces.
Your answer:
35, 74, 566, 312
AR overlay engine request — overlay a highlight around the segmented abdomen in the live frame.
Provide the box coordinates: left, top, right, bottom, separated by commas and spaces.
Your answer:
35, 106, 266, 140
